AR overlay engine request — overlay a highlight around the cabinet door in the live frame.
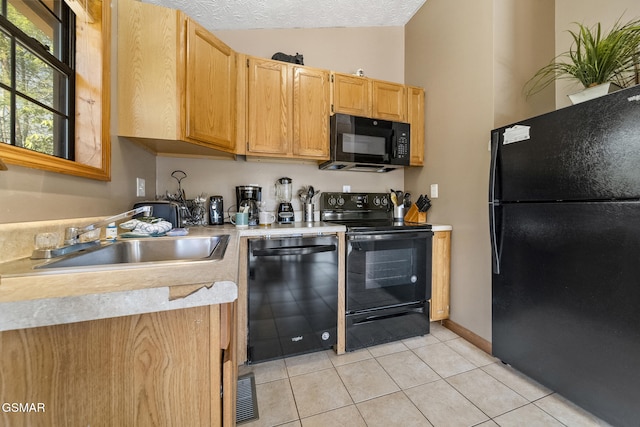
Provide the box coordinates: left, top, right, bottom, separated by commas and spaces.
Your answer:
372, 80, 407, 122
118, 0, 181, 140
331, 73, 371, 117
292, 66, 330, 159
408, 86, 425, 166
0, 307, 213, 426
185, 19, 237, 151
431, 231, 451, 321
247, 57, 290, 155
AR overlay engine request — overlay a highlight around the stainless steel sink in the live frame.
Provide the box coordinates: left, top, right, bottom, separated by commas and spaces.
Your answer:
34, 235, 229, 270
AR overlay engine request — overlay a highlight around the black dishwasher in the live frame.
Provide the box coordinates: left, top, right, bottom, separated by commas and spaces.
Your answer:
248, 235, 338, 363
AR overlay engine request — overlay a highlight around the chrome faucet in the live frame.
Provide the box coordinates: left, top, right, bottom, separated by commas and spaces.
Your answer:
64, 206, 153, 245
31, 206, 153, 259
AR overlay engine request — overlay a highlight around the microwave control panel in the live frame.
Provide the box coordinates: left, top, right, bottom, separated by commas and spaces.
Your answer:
397, 131, 409, 159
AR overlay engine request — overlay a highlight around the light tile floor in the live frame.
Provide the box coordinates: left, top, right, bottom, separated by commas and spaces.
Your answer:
238, 322, 613, 427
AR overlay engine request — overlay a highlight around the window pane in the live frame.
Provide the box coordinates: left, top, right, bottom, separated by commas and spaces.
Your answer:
15, 42, 67, 112
0, 31, 10, 87
7, 0, 61, 59
0, 87, 11, 144
15, 95, 55, 155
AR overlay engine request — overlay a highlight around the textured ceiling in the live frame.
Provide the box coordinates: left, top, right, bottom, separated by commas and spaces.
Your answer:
142, 0, 427, 31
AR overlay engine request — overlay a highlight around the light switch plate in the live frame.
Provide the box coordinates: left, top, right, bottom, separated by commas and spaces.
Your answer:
430, 184, 439, 199
136, 177, 146, 197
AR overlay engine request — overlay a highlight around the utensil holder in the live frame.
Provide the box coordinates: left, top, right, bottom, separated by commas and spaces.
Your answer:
304, 203, 315, 222
404, 204, 427, 223
393, 205, 405, 221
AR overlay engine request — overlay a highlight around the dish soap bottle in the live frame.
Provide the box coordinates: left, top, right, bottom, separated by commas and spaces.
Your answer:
106, 222, 117, 241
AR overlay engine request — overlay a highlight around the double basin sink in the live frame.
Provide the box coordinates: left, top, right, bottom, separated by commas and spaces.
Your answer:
34, 235, 230, 271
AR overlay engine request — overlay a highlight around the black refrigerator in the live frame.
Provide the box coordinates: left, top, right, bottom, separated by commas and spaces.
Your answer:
490, 85, 640, 427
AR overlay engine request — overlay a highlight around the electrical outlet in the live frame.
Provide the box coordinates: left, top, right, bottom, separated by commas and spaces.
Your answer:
136, 177, 146, 197
430, 184, 439, 199
343, 185, 351, 193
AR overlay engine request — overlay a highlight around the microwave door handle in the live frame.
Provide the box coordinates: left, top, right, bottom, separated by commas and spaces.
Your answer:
392, 131, 398, 158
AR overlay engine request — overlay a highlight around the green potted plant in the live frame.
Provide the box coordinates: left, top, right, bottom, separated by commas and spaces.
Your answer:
525, 17, 640, 103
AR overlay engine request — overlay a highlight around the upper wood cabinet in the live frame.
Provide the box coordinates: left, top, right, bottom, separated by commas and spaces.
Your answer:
117, 0, 236, 157
185, 20, 236, 151
408, 86, 425, 166
331, 73, 408, 122
331, 72, 371, 117
246, 57, 290, 156
244, 57, 330, 160
292, 66, 331, 158
371, 80, 407, 122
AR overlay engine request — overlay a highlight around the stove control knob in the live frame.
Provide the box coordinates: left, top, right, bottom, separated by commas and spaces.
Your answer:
337, 196, 345, 206
381, 197, 388, 206
328, 196, 336, 206
373, 196, 381, 206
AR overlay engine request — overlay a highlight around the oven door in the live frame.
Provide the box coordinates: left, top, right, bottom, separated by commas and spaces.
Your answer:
345, 230, 432, 313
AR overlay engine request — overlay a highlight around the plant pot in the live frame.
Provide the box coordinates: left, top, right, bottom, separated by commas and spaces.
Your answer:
568, 82, 622, 104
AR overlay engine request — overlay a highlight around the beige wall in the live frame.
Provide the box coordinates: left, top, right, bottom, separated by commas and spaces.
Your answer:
555, 0, 640, 108
404, 0, 495, 342
155, 157, 404, 216
494, 0, 556, 126
0, 0, 157, 225
214, 26, 405, 83
404, 0, 554, 342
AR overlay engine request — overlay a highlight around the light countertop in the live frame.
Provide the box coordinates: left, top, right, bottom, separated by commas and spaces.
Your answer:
431, 224, 453, 231
0, 218, 450, 331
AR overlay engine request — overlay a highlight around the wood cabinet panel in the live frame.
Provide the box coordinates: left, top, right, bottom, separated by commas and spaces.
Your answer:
331, 72, 371, 117
0, 306, 231, 426
245, 58, 329, 160
408, 86, 425, 166
431, 231, 451, 321
186, 19, 237, 150
118, 0, 182, 140
247, 57, 290, 155
371, 80, 407, 122
292, 66, 330, 158
117, 0, 236, 156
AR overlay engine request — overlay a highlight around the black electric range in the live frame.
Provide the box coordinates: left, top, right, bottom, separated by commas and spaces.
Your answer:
320, 192, 433, 351
319, 192, 432, 232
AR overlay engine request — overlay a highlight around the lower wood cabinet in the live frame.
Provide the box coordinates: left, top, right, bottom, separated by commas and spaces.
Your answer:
431, 230, 451, 321
0, 303, 236, 427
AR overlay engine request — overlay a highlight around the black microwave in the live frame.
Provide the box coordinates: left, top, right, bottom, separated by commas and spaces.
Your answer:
319, 113, 410, 172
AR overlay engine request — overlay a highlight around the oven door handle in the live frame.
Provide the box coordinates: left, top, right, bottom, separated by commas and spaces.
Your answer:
348, 231, 432, 241
252, 244, 336, 257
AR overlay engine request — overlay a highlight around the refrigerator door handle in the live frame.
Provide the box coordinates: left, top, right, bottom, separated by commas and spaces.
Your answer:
489, 131, 499, 203
489, 201, 501, 274
489, 131, 501, 274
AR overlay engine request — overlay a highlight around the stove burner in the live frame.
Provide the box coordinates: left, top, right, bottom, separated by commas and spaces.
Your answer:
320, 192, 431, 232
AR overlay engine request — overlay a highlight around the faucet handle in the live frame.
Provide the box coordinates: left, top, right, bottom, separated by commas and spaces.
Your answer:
64, 227, 80, 245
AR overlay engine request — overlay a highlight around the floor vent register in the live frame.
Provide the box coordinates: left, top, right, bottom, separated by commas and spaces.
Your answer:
236, 373, 259, 424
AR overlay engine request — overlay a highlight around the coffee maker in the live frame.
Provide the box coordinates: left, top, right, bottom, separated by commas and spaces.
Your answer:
236, 185, 262, 226
275, 177, 294, 223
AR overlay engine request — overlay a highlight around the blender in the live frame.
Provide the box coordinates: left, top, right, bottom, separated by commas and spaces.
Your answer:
275, 177, 294, 223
